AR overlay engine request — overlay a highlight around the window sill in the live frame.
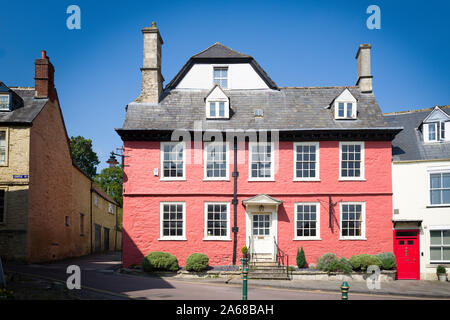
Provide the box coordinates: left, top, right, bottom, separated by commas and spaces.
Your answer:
427, 263, 450, 267
158, 237, 187, 241
338, 178, 366, 182
203, 178, 230, 182
293, 237, 321, 241
202, 238, 232, 241
426, 205, 450, 208
160, 178, 187, 182
339, 237, 367, 241
248, 179, 275, 182
293, 178, 321, 182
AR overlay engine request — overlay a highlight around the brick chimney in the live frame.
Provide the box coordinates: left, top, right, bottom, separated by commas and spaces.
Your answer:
355, 44, 373, 93
136, 22, 164, 103
34, 50, 56, 100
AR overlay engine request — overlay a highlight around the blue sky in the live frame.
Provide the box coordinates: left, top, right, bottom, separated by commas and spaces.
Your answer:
1, 0, 449, 171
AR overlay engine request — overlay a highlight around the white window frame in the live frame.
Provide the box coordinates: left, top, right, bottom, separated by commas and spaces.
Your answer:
159, 202, 186, 241
0, 187, 7, 224
339, 202, 366, 240
160, 141, 186, 181
94, 194, 98, 206
429, 227, 450, 263
339, 142, 365, 181
248, 141, 275, 181
108, 203, 114, 214
334, 101, 356, 120
203, 202, 231, 241
212, 66, 229, 89
206, 101, 229, 119
0, 128, 9, 167
293, 202, 321, 240
0, 94, 10, 111
427, 166, 450, 206
204, 142, 230, 181
293, 142, 320, 181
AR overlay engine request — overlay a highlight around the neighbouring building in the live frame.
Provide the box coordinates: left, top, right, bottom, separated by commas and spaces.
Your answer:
0, 51, 121, 263
385, 105, 450, 280
116, 23, 402, 268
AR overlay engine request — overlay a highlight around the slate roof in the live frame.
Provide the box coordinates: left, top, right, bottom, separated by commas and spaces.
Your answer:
385, 106, 450, 161
166, 43, 278, 90
121, 86, 395, 132
0, 86, 47, 125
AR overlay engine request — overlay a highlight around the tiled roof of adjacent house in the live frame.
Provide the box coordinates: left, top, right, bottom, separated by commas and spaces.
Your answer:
385, 106, 450, 161
0, 86, 47, 124
121, 86, 396, 132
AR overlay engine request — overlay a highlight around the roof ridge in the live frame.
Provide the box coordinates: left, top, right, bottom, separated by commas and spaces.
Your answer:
384, 105, 450, 116
192, 42, 250, 58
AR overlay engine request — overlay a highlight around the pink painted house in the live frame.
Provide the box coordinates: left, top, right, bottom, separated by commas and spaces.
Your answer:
116, 23, 402, 269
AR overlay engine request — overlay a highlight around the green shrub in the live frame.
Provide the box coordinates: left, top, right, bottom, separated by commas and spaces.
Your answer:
186, 253, 209, 272
349, 254, 382, 271
376, 252, 397, 270
436, 265, 447, 275
317, 253, 338, 271
142, 251, 179, 272
241, 246, 248, 255
296, 247, 307, 268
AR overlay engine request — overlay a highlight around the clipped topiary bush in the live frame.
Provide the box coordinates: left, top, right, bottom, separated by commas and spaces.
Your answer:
296, 247, 307, 268
328, 257, 353, 274
317, 253, 338, 272
142, 251, 179, 272
349, 254, 382, 271
376, 252, 397, 270
186, 253, 209, 272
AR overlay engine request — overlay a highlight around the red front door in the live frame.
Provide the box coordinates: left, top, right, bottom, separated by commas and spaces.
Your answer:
394, 230, 420, 280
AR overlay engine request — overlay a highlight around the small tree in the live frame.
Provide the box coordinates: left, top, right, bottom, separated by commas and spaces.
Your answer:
70, 136, 100, 178
296, 247, 307, 268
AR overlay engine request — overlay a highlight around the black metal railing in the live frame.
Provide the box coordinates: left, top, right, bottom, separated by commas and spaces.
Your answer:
274, 236, 289, 277
247, 236, 252, 264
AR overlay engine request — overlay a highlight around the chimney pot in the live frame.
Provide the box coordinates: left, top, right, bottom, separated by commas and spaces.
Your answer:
41, 50, 47, 59
151, 21, 157, 28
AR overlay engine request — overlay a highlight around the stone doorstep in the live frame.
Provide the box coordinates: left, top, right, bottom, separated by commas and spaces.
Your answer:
119, 268, 396, 282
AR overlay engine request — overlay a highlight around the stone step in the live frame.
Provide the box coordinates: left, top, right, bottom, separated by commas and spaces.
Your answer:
248, 274, 290, 280
249, 265, 285, 270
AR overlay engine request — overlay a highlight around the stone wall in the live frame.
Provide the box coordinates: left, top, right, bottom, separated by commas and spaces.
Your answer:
92, 192, 120, 252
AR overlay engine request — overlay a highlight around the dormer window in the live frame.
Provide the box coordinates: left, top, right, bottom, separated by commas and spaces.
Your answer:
205, 85, 230, 119
422, 106, 450, 143
332, 88, 357, 120
213, 67, 228, 88
0, 95, 10, 111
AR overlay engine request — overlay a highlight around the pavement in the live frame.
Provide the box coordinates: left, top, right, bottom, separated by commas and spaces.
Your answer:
4, 252, 450, 300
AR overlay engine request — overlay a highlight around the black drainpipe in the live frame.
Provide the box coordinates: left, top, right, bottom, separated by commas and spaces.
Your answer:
232, 138, 239, 265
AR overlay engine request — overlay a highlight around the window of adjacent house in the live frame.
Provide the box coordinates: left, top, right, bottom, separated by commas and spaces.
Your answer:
430, 172, 450, 205
336, 102, 355, 119
0, 190, 5, 223
204, 202, 229, 240
161, 142, 185, 180
340, 203, 365, 239
0, 95, 9, 110
205, 142, 228, 180
340, 142, 364, 180
65, 216, 70, 227
80, 213, 84, 236
208, 101, 226, 118
108, 203, 114, 214
426, 122, 447, 142
295, 203, 320, 240
213, 67, 228, 88
0, 131, 6, 166
294, 143, 319, 180
249, 142, 274, 180
430, 230, 450, 263
160, 202, 185, 240
94, 194, 98, 206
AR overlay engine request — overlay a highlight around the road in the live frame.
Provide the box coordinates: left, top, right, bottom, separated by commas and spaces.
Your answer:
2, 252, 430, 300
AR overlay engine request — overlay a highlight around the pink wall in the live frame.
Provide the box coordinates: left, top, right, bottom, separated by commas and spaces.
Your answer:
122, 140, 393, 267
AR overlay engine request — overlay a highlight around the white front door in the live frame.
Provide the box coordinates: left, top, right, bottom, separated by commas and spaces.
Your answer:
251, 213, 273, 255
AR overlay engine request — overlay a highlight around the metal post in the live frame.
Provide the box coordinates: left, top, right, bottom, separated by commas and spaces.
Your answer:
341, 281, 349, 300
241, 257, 248, 300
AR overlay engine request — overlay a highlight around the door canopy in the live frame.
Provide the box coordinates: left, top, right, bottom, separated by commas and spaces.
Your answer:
242, 194, 282, 210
